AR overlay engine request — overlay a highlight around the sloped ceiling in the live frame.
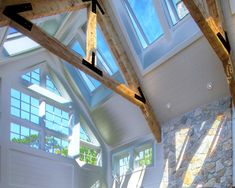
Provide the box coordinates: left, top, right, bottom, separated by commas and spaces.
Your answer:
90, 36, 229, 148
0, 3, 230, 148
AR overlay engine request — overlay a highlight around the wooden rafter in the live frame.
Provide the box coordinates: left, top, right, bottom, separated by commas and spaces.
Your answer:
0, 0, 162, 142
2, 15, 144, 109
183, 0, 235, 105
0, 0, 90, 27
86, 3, 96, 62
97, 0, 161, 142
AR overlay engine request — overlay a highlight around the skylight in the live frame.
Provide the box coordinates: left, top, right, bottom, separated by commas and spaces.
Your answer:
165, 0, 189, 25
4, 27, 40, 56
71, 28, 119, 93
124, 0, 163, 47
71, 41, 101, 92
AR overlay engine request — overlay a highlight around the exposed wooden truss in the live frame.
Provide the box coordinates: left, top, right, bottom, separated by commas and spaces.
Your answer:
0, 0, 89, 27
0, 0, 162, 142
97, 0, 161, 141
86, 4, 96, 62
183, 0, 235, 105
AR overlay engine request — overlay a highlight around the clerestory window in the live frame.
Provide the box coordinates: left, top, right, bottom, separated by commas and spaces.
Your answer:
124, 0, 164, 48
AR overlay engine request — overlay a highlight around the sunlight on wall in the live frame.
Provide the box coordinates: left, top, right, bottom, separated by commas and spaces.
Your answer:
160, 159, 169, 188
182, 114, 225, 187
127, 167, 146, 188
112, 167, 146, 188
68, 123, 80, 157
175, 128, 189, 171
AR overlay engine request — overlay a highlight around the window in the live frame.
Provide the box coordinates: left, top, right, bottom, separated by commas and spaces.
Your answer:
11, 89, 40, 124
80, 126, 91, 142
118, 154, 130, 176
9, 66, 101, 165
3, 27, 40, 56
124, 0, 163, 48
46, 75, 61, 96
10, 122, 39, 149
22, 68, 40, 85
134, 145, 152, 169
45, 104, 70, 135
45, 135, 69, 157
79, 145, 99, 165
165, 0, 189, 25
70, 27, 119, 93
113, 142, 153, 176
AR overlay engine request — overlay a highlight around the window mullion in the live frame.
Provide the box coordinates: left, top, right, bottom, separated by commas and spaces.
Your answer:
125, 1, 150, 45
96, 50, 113, 75
168, 0, 180, 23
39, 100, 46, 150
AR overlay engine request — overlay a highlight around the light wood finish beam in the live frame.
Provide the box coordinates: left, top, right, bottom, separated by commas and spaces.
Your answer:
97, 0, 161, 142
183, 0, 235, 104
0, 0, 162, 142
86, 4, 96, 62
0, 0, 89, 27
3, 14, 144, 107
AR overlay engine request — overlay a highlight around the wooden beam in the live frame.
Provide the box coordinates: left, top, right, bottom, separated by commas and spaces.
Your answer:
0, 0, 162, 142
0, 0, 89, 27
97, 0, 162, 142
86, 4, 96, 62
183, 0, 235, 104
2, 12, 144, 108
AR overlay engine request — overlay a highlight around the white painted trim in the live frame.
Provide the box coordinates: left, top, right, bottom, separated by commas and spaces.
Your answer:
142, 31, 203, 76
230, 0, 235, 14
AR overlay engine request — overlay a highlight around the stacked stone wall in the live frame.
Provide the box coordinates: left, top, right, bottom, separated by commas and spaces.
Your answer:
161, 97, 233, 187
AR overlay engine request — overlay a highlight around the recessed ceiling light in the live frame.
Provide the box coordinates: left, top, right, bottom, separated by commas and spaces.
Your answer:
207, 82, 213, 90
166, 103, 171, 109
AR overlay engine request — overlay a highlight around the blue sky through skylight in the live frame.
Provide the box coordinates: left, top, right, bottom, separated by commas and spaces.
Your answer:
127, 0, 163, 44
97, 28, 118, 74
71, 28, 119, 93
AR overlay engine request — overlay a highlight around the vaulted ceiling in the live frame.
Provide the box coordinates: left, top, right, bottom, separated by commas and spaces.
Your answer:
0, 0, 233, 148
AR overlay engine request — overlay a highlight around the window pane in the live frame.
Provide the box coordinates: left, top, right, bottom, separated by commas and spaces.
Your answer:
125, 4, 148, 48
80, 145, 98, 165
97, 28, 118, 74
11, 89, 20, 99
11, 123, 20, 133
11, 89, 39, 125
165, 0, 189, 24
11, 107, 20, 117
10, 123, 39, 149
11, 98, 20, 108
71, 41, 86, 57
45, 103, 70, 136
134, 146, 152, 169
173, 0, 188, 19
118, 155, 130, 176
126, 0, 163, 44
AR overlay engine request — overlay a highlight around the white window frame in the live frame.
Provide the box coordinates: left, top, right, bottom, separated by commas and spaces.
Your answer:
9, 64, 102, 166
123, 0, 164, 48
